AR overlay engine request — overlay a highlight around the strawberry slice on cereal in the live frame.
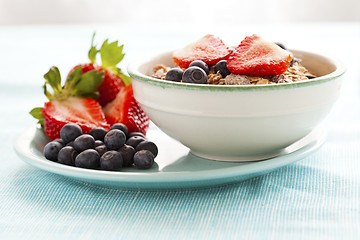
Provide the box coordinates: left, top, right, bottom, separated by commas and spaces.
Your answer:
227, 34, 293, 76
172, 34, 231, 68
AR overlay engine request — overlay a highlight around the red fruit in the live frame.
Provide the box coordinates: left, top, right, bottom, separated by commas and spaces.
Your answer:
172, 34, 231, 68
42, 97, 110, 140
103, 84, 150, 135
227, 34, 293, 76
69, 64, 126, 106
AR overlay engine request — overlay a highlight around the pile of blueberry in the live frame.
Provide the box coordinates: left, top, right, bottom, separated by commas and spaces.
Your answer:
43, 123, 158, 170
165, 60, 231, 84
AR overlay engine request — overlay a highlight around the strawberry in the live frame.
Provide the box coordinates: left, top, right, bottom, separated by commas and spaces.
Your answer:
103, 84, 150, 135
68, 34, 131, 107
226, 34, 293, 76
172, 34, 231, 68
30, 66, 110, 140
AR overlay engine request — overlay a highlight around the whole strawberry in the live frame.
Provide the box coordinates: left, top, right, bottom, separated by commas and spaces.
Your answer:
30, 66, 110, 140
69, 34, 131, 106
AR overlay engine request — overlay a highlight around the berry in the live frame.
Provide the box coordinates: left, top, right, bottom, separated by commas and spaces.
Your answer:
53, 138, 65, 147
126, 136, 145, 149
133, 150, 154, 169
100, 151, 123, 171
189, 60, 209, 74
103, 84, 150, 135
66, 141, 74, 147
73, 134, 95, 152
110, 123, 128, 137
60, 123, 83, 144
227, 35, 293, 76
95, 145, 108, 157
182, 66, 208, 84
165, 68, 184, 82
57, 146, 77, 166
43, 141, 63, 161
89, 127, 107, 141
104, 129, 126, 150
214, 60, 231, 78
128, 132, 146, 139
75, 149, 100, 169
136, 140, 158, 157
95, 140, 104, 147
172, 34, 231, 68
118, 144, 136, 167
29, 66, 110, 140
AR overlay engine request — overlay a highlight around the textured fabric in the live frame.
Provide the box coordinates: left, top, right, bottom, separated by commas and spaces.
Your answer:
1, 24, 360, 239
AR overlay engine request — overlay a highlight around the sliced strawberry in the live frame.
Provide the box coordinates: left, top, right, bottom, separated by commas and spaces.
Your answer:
227, 34, 293, 76
96, 67, 126, 106
103, 84, 150, 135
172, 34, 231, 68
42, 97, 110, 140
30, 66, 109, 140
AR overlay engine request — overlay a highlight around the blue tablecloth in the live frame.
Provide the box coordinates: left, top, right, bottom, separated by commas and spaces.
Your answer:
1, 23, 360, 239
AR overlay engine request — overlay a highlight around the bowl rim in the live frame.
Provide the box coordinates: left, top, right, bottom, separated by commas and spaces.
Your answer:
127, 49, 346, 92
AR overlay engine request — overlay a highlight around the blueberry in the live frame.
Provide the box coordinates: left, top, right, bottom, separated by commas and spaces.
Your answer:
57, 146, 77, 166
73, 134, 95, 152
214, 60, 231, 78
60, 123, 82, 143
182, 66, 208, 84
95, 145, 108, 157
95, 140, 104, 147
165, 68, 184, 82
128, 132, 146, 139
133, 150, 155, 169
118, 144, 136, 167
66, 141, 74, 147
89, 127, 107, 141
53, 138, 65, 147
75, 149, 100, 169
126, 136, 145, 149
110, 123, 128, 137
136, 140, 158, 158
100, 150, 123, 171
104, 129, 126, 150
43, 141, 63, 161
189, 60, 209, 74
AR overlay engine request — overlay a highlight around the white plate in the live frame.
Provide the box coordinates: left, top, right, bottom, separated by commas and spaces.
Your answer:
13, 124, 326, 190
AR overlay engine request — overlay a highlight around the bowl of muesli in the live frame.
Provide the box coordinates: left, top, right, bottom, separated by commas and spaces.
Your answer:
128, 34, 345, 161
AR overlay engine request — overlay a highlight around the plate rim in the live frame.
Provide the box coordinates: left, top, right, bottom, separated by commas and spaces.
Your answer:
13, 125, 326, 190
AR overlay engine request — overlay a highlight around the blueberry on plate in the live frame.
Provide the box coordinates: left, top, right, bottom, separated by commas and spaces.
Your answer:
95, 145, 108, 157
126, 136, 145, 149
133, 150, 155, 169
214, 60, 231, 78
110, 123, 128, 137
189, 60, 209, 74
89, 127, 107, 141
57, 146, 77, 166
104, 129, 126, 150
60, 123, 83, 143
136, 140, 158, 158
43, 141, 63, 161
95, 140, 104, 147
53, 138, 65, 147
128, 132, 146, 139
100, 150, 123, 171
165, 68, 184, 82
118, 144, 136, 167
75, 149, 100, 169
73, 134, 95, 152
182, 66, 208, 84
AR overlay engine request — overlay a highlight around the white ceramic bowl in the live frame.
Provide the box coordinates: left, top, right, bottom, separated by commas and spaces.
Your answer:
128, 50, 345, 161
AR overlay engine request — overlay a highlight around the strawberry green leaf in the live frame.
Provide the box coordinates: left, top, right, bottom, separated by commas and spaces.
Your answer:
29, 107, 44, 127
114, 67, 131, 86
88, 32, 98, 63
100, 39, 125, 68
43, 66, 62, 99
65, 66, 83, 92
73, 70, 104, 98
